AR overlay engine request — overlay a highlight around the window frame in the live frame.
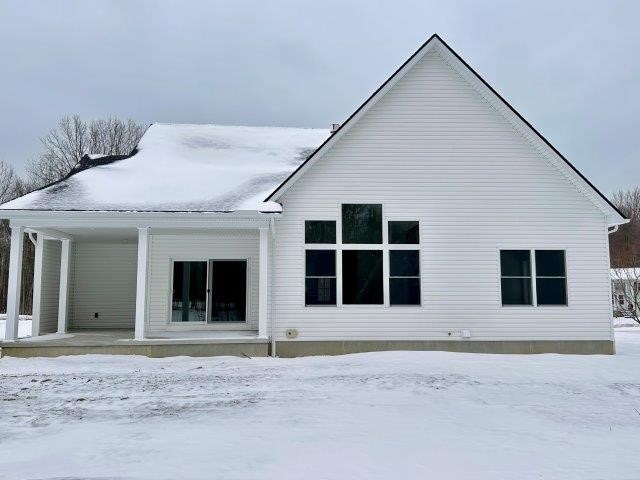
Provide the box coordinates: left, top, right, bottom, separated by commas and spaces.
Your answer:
168, 256, 252, 326
302, 209, 422, 308
498, 248, 569, 307
303, 218, 338, 307
304, 249, 337, 306
389, 249, 421, 306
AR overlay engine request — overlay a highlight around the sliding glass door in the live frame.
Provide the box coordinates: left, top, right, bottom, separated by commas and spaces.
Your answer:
171, 259, 247, 324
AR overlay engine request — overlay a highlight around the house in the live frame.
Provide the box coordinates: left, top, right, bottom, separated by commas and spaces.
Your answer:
0, 34, 627, 357
611, 268, 640, 319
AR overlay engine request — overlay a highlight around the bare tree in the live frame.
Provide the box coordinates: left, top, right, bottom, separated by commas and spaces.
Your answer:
610, 187, 640, 324
26, 115, 146, 187
0, 115, 146, 315
0, 161, 35, 314
0, 161, 16, 204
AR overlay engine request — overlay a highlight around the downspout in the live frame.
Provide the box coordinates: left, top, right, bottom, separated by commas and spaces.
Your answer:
608, 225, 619, 234
270, 216, 277, 357
28, 232, 37, 247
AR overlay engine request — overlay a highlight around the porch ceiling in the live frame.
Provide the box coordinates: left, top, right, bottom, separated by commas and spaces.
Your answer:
52, 227, 138, 242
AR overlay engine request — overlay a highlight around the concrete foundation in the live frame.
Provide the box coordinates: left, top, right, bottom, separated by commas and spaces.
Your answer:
0, 342, 269, 358
1, 333, 615, 358
274, 339, 616, 357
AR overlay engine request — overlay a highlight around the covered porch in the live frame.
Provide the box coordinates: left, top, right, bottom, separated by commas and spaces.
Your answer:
1, 212, 274, 357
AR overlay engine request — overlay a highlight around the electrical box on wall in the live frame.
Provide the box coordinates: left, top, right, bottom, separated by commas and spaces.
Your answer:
285, 329, 298, 339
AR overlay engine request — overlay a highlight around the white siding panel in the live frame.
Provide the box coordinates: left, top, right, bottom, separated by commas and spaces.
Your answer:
146, 231, 260, 332
70, 242, 137, 329
274, 50, 613, 342
39, 240, 61, 334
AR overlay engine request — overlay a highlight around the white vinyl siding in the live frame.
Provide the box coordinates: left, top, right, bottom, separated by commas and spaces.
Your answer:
38, 239, 61, 334
273, 48, 612, 342
69, 242, 137, 329
146, 231, 261, 333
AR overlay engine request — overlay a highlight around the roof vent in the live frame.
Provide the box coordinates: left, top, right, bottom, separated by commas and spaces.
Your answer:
330, 123, 341, 133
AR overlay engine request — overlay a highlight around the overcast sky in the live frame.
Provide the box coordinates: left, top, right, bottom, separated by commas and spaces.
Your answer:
0, 0, 637, 194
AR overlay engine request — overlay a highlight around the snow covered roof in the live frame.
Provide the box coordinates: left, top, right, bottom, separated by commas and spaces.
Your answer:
1, 124, 329, 213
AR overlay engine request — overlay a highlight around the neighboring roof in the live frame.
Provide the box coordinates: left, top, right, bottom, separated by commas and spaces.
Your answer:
1, 124, 328, 213
266, 34, 627, 226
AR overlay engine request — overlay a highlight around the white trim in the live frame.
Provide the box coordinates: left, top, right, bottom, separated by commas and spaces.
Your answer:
135, 227, 149, 341
4, 225, 24, 341
57, 238, 71, 334
258, 227, 269, 338
31, 234, 44, 336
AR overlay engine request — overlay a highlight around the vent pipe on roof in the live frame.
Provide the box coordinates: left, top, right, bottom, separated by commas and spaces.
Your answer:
330, 123, 340, 133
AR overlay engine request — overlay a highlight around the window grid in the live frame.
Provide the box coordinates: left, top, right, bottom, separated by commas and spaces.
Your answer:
304, 209, 421, 307
500, 249, 568, 307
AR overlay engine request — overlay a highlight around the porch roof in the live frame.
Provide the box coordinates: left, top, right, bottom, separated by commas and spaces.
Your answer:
1, 124, 329, 214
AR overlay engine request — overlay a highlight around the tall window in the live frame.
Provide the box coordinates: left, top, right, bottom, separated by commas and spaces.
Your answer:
341, 204, 384, 304
389, 250, 421, 305
500, 250, 567, 306
535, 250, 567, 305
305, 221, 337, 305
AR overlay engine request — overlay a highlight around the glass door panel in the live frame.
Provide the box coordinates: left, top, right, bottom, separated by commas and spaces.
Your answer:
171, 261, 207, 322
209, 260, 247, 322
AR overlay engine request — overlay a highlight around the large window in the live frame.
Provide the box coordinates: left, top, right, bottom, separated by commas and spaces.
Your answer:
304, 207, 421, 307
500, 250, 567, 306
342, 250, 383, 304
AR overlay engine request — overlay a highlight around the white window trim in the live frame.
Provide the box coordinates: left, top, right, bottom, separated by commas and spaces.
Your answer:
498, 248, 569, 308
167, 257, 252, 327
302, 205, 423, 308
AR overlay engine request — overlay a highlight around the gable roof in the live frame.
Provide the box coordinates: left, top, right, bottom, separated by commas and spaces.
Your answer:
1, 124, 328, 213
266, 34, 627, 226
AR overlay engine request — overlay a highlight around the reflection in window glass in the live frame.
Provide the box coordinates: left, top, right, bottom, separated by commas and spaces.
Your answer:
342, 204, 382, 244
172, 261, 207, 322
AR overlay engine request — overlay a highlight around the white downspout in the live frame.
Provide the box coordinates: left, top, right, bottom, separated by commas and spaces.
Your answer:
270, 217, 277, 357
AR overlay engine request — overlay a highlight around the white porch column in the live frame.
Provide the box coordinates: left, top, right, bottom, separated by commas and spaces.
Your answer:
134, 227, 149, 341
4, 226, 25, 341
258, 227, 269, 338
31, 234, 44, 336
57, 238, 71, 334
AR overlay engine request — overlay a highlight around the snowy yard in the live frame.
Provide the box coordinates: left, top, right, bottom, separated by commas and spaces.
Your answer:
0, 329, 639, 479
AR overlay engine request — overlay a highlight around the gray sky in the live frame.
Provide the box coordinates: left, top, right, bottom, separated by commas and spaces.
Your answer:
0, 0, 638, 195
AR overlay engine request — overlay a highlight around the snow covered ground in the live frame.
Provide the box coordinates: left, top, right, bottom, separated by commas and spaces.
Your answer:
0, 316, 32, 339
1, 329, 639, 479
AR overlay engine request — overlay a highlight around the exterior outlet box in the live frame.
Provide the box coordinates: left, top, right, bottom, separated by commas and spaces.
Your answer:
285, 329, 298, 339
461, 329, 471, 339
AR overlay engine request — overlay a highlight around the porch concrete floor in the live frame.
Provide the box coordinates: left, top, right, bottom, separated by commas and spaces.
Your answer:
1, 329, 266, 347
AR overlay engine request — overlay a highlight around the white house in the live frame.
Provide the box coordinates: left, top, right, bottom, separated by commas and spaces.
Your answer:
0, 34, 627, 357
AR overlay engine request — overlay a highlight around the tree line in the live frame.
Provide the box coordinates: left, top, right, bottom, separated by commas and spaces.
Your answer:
0, 116, 145, 313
